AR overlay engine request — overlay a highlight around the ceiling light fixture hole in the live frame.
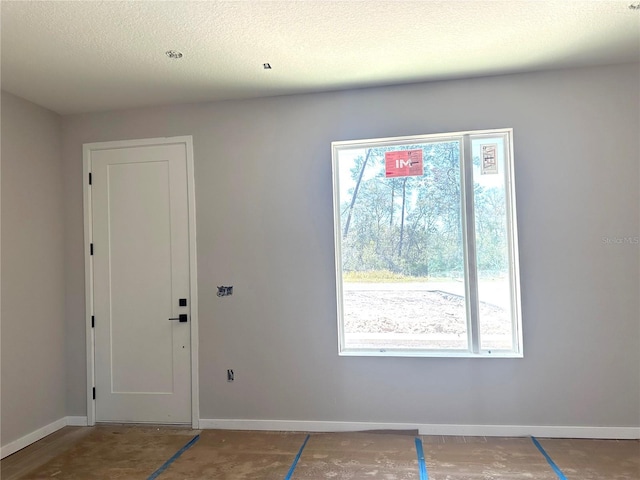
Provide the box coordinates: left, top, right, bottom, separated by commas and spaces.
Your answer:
166, 50, 183, 59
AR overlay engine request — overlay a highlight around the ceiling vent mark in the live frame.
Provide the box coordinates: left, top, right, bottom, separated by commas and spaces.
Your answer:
166, 50, 184, 59
629, 3, 640, 10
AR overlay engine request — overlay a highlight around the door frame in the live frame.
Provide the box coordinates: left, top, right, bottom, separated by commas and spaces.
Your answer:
83, 136, 199, 428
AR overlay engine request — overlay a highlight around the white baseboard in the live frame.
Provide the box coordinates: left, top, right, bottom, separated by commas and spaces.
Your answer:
1, 416, 90, 459
1, 418, 67, 459
66, 416, 89, 427
2, 416, 637, 459
200, 419, 420, 434
200, 419, 640, 440
416, 423, 640, 439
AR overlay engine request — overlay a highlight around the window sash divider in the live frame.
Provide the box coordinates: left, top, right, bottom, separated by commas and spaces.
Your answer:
461, 135, 480, 354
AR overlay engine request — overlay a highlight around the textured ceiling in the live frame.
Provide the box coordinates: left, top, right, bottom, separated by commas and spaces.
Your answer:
1, 1, 639, 115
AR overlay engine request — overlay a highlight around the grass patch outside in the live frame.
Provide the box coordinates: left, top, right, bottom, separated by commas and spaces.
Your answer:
344, 270, 440, 283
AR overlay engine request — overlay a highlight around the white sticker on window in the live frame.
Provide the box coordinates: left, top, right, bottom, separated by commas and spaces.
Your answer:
481, 143, 498, 174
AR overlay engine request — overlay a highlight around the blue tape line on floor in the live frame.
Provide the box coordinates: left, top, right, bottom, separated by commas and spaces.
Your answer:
147, 434, 200, 480
531, 436, 568, 480
414, 437, 429, 480
284, 434, 310, 480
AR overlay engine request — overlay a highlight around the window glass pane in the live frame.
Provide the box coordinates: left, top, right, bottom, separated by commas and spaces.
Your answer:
471, 136, 514, 351
337, 141, 468, 352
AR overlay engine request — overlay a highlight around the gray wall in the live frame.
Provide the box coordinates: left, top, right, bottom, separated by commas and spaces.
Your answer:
62, 64, 639, 427
1, 92, 66, 446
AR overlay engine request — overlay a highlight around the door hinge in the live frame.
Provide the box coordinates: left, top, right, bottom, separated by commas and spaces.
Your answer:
89, 172, 92, 185
90, 243, 94, 255
91, 315, 95, 328
92, 387, 96, 400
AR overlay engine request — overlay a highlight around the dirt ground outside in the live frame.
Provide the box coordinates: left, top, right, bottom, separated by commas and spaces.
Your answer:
343, 280, 513, 351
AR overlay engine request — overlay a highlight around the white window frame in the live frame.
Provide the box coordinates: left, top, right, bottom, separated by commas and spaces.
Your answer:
332, 128, 522, 358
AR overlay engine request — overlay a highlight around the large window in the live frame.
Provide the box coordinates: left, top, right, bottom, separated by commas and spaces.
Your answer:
332, 129, 522, 357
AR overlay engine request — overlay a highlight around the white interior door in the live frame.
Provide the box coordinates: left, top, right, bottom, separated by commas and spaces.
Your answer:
91, 141, 192, 423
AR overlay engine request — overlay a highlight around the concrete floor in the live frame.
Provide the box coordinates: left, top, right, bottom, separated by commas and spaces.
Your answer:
1, 426, 639, 479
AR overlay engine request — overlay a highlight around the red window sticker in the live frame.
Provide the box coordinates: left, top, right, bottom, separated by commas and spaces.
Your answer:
385, 150, 423, 178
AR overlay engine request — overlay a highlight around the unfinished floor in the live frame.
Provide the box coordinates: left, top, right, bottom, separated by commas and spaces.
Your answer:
1, 426, 638, 479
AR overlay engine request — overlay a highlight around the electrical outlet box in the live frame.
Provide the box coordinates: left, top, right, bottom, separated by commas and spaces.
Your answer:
227, 369, 234, 382
217, 286, 233, 297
